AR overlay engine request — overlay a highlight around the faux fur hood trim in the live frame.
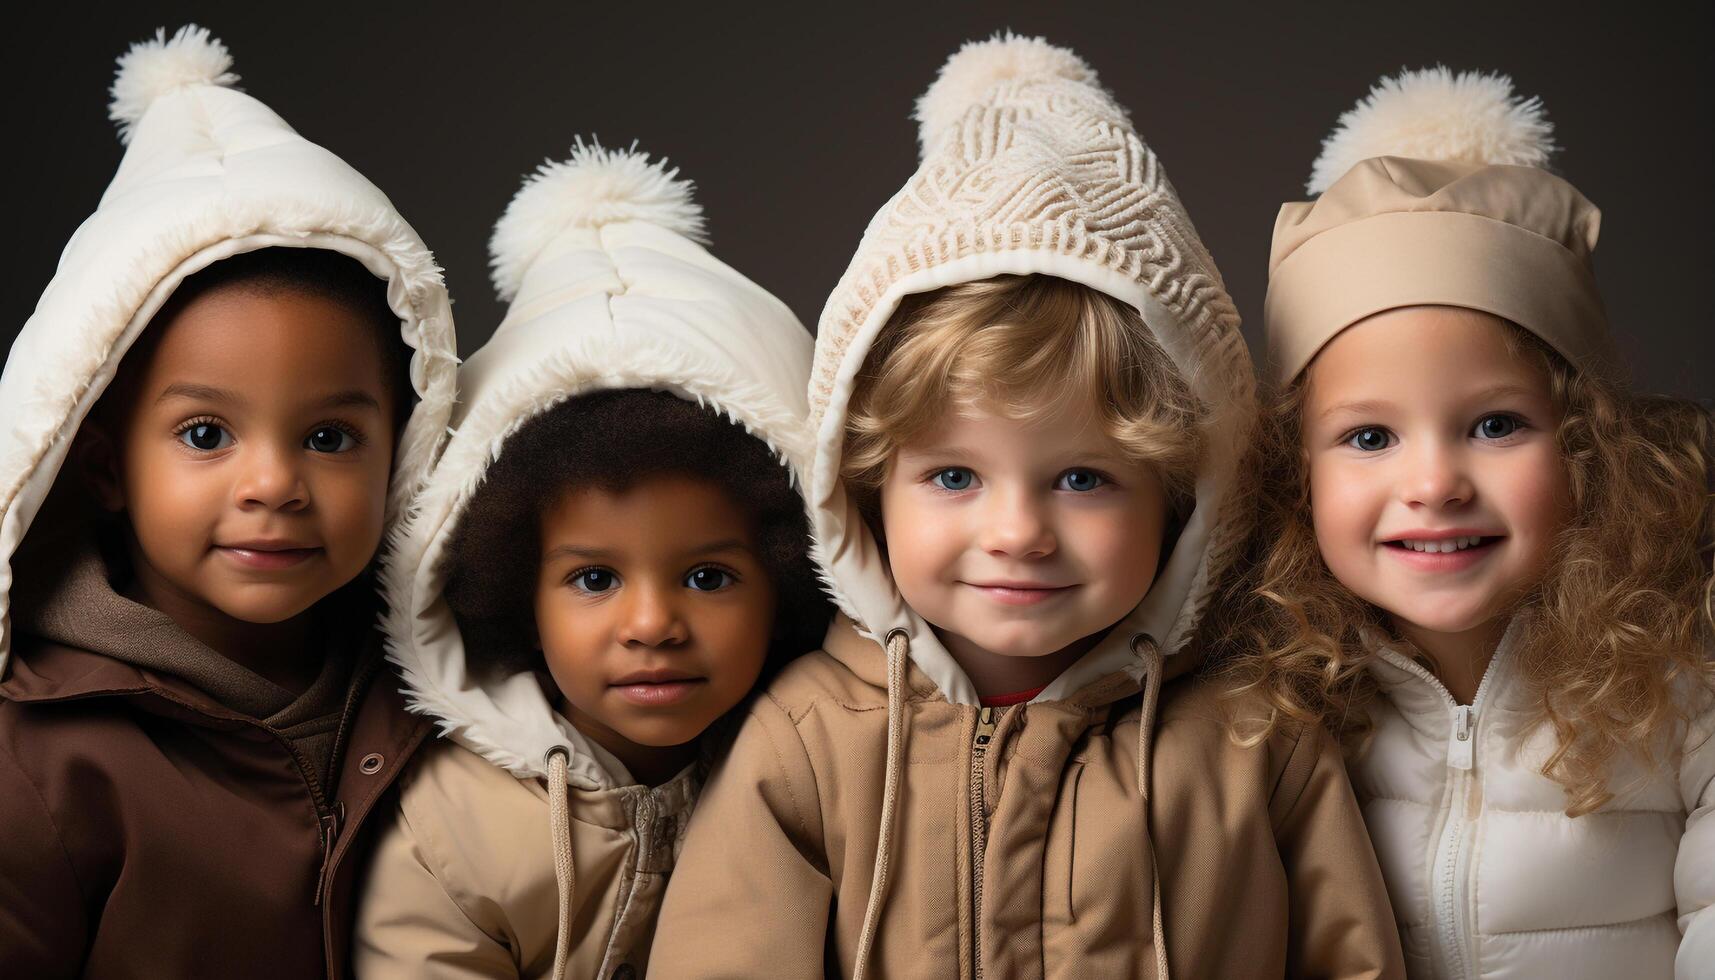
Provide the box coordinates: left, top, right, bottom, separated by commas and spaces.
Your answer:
380, 336, 810, 790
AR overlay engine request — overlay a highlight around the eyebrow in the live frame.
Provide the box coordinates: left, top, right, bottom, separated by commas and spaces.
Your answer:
544, 545, 617, 562
156, 382, 238, 405
154, 384, 381, 413
1317, 398, 1393, 421
313, 389, 384, 412
543, 539, 755, 563
681, 538, 754, 559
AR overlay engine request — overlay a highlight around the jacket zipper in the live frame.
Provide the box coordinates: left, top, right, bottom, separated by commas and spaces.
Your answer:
310, 652, 378, 909
598, 790, 657, 978
970, 706, 997, 979
1384, 651, 1505, 980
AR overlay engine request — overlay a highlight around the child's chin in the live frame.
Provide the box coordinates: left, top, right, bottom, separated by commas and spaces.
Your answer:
208, 590, 324, 625
965, 626, 1077, 660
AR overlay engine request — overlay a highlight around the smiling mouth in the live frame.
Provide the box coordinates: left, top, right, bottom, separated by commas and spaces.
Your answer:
1383, 535, 1501, 554
215, 545, 322, 569
964, 582, 1077, 606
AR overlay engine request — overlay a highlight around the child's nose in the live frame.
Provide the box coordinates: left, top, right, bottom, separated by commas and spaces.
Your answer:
234, 443, 309, 512
977, 487, 1057, 559
1399, 441, 1475, 509
616, 583, 689, 648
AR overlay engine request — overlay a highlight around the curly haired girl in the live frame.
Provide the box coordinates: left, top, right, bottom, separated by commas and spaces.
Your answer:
1212, 67, 1715, 979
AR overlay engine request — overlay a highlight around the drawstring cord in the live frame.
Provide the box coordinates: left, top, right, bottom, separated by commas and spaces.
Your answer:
1132, 634, 1169, 980
852, 628, 910, 980
545, 746, 576, 980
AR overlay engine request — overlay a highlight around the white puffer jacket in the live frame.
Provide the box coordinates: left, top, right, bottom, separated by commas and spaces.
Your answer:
1349, 621, 1715, 980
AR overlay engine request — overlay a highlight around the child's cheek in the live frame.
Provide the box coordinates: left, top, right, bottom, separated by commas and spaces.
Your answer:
1307, 453, 1378, 587
315, 459, 391, 574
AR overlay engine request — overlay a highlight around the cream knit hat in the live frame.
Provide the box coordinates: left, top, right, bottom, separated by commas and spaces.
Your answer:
1265, 67, 1614, 384
809, 33, 1255, 699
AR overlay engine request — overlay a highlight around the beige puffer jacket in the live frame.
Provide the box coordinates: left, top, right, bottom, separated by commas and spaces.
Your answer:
354, 143, 815, 979
649, 34, 1404, 980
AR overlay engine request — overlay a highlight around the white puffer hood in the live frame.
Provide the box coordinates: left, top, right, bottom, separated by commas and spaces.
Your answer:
809, 34, 1257, 706
0, 25, 458, 678
381, 142, 815, 790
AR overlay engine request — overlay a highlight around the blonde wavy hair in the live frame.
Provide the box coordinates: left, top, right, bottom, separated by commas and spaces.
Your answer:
1208, 323, 1715, 816
841, 274, 1203, 521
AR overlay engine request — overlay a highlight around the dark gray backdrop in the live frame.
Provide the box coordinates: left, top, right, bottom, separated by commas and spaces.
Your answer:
7, 2, 1710, 398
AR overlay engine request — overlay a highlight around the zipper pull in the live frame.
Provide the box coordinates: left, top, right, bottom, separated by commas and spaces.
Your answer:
975, 707, 997, 747
312, 806, 342, 906
1447, 705, 1474, 770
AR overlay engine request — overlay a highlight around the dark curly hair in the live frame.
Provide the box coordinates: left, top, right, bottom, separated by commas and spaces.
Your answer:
443, 388, 830, 690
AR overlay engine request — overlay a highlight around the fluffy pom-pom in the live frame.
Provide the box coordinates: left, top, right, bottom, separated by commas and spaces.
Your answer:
109, 24, 239, 145
489, 138, 707, 302
914, 31, 1099, 157
1308, 66, 1555, 195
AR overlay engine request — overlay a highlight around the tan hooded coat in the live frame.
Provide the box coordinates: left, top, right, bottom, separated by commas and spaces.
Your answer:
353, 144, 816, 979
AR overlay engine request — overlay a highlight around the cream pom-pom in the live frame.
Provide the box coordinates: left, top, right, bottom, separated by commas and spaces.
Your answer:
488, 138, 707, 302
1308, 66, 1555, 194
109, 24, 239, 145
914, 31, 1099, 157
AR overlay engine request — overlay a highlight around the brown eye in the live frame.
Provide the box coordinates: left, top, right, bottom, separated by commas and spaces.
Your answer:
179, 423, 230, 451
685, 568, 733, 592
305, 427, 355, 453
571, 568, 617, 593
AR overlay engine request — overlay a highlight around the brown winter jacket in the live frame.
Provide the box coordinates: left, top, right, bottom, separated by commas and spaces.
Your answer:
649, 617, 1403, 979
0, 560, 431, 979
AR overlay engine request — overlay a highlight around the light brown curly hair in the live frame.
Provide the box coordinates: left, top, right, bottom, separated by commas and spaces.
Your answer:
1207, 322, 1715, 816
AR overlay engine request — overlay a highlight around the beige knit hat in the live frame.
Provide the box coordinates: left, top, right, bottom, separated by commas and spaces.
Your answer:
1264, 67, 1615, 384
809, 32, 1255, 693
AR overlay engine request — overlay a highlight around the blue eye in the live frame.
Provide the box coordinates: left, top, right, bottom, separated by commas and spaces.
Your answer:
1474, 415, 1518, 440
1057, 469, 1104, 492
570, 568, 617, 593
305, 426, 358, 453
1348, 427, 1393, 452
932, 468, 974, 491
179, 422, 231, 452
685, 567, 734, 592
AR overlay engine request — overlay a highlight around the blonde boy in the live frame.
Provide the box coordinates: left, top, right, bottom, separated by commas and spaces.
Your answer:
649, 35, 1403, 979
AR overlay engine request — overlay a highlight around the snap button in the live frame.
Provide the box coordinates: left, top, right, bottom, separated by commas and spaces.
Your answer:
611, 964, 637, 980
358, 753, 384, 775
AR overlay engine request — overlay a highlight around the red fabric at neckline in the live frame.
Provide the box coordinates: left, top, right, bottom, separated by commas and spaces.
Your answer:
979, 686, 1046, 708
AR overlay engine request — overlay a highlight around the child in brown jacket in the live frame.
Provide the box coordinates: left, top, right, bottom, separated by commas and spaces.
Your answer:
649, 35, 1405, 979
0, 27, 457, 977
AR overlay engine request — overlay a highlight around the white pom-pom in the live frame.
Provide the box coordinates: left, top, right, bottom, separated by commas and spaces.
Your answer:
488, 138, 707, 302
109, 25, 239, 145
914, 31, 1100, 157
1308, 66, 1555, 195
